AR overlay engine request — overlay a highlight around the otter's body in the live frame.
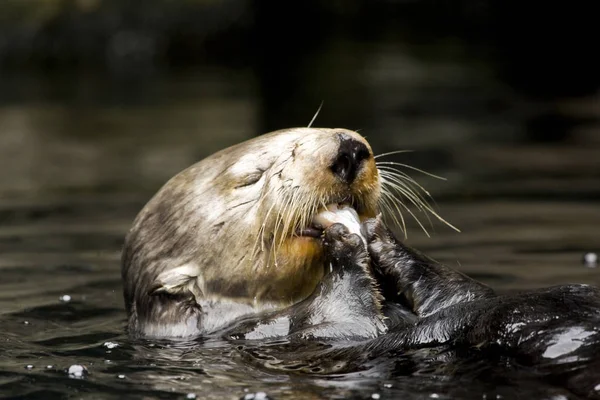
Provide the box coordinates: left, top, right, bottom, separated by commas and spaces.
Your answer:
122, 126, 600, 397
229, 219, 600, 398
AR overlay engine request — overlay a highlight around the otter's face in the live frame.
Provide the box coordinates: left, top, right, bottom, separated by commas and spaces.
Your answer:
193, 128, 380, 304
125, 128, 382, 312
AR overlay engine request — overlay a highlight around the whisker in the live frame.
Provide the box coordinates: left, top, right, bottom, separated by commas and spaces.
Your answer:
380, 176, 431, 235
378, 168, 440, 229
378, 166, 460, 233
275, 189, 295, 254
374, 150, 414, 159
377, 165, 433, 198
376, 161, 447, 181
379, 190, 407, 237
307, 101, 324, 128
379, 171, 433, 216
381, 176, 453, 234
397, 197, 430, 237
252, 183, 281, 261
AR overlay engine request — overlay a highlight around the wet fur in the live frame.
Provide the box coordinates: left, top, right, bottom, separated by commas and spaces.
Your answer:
235, 217, 600, 398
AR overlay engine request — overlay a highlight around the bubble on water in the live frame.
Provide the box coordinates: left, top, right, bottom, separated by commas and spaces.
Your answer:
25, 365, 34, 370
117, 374, 125, 379
383, 383, 393, 388
103, 341, 119, 349
186, 394, 197, 399
583, 252, 598, 267
242, 392, 270, 400
68, 364, 87, 378
59, 295, 72, 303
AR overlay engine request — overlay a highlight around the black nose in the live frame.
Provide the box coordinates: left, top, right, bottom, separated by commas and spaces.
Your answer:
330, 134, 371, 184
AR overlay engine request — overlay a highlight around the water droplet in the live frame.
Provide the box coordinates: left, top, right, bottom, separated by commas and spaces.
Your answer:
242, 393, 270, 400
186, 394, 197, 399
117, 374, 125, 379
68, 364, 87, 378
59, 295, 72, 303
583, 252, 598, 267
103, 341, 119, 349
372, 394, 381, 399
46, 365, 54, 369
383, 383, 393, 388
25, 365, 34, 370
23, 321, 30, 325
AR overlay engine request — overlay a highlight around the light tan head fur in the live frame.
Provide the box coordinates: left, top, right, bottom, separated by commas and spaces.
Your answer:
122, 128, 379, 318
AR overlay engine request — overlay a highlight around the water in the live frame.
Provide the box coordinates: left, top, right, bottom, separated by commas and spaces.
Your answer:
1, 39, 600, 399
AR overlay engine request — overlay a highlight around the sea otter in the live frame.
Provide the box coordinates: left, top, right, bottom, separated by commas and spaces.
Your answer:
121, 125, 600, 348
122, 127, 600, 396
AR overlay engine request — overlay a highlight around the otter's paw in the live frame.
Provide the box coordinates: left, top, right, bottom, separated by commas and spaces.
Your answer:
322, 223, 369, 268
362, 216, 401, 264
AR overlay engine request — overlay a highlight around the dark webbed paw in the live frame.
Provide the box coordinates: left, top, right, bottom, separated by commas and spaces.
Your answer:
285, 222, 387, 339
322, 223, 369, 270
363, 216, 495, 318
363, 216, 412, 274
363, 215, 397, 253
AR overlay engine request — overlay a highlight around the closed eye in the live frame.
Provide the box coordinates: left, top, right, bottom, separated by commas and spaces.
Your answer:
234, 169, 265, 189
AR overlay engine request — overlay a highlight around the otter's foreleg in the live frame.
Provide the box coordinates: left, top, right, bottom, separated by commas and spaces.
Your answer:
223, 223, 390, 341
287, 223, 388, 340
364, 217, 495, 317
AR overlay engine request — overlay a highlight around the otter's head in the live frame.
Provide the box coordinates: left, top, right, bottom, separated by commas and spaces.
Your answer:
123, 127, 454, 316
227, 128, 381, 302
123, 128, 380, 308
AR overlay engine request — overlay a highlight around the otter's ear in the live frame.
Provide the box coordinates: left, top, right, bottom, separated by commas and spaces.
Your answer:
149, 264, 202, 297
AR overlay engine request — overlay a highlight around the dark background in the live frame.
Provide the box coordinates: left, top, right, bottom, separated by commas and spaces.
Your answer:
0, 0, 599, 200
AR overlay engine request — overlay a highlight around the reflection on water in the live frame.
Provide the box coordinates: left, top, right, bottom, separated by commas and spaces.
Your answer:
0, 30, 600, 399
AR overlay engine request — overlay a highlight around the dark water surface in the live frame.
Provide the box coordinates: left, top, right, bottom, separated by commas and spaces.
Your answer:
1, 42, 600, 399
